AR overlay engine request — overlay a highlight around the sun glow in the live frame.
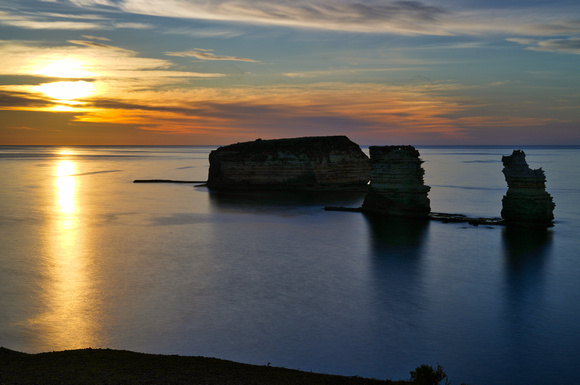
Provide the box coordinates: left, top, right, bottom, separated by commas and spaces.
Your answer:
37, 81, 95, 101
37, 59, 93, 78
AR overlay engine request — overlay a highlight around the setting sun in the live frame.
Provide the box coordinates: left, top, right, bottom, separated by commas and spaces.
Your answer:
37, 81, 95, 101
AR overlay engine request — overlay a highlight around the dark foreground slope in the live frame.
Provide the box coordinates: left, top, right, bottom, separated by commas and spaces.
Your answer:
0, 347, 406, 385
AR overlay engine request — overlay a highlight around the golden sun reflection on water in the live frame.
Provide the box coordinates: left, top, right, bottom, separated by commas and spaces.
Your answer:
55, 160, 76, 215
28, 155, 103, 350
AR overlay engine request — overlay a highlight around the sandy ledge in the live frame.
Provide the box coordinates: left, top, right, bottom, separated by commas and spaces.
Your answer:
0, 347, 408, 385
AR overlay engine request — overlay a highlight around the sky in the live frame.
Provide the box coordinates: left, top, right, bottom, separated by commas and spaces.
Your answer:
0, 0, 579, 145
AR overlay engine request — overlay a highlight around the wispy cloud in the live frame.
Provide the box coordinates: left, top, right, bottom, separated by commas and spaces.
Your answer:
507, 37, 580, 55
531, 38, 580, 55
0, 89, 55, 108
3, 70, 575, 144
166, 48, 260, 62
283, 67, 423, 79
0, 40, 225, 80
82, 35, 110, 41
163, 27, 246, 39
60, 0, 580, 38
0, 12, 105, 30
4, 0, 579, 39
68, 39, 136, 51
518, 20, 580, 36
70, 0, 452, 35
58, 82, 495, 141
0, 40, 226, 115
0, 8, 152, 30
114, 21, 152, 29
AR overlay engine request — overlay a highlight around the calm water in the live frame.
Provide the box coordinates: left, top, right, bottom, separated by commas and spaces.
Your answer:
1, 145, 579, 384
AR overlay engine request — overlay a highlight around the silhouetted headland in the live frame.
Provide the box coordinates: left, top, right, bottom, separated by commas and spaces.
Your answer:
0, 347, 410, 385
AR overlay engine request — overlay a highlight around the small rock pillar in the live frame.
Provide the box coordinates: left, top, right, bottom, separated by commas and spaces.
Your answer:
501, 150, 555, 226
362, 145, 431, 217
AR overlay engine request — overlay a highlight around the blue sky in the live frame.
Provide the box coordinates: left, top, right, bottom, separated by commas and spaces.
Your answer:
1, 0, 579, 145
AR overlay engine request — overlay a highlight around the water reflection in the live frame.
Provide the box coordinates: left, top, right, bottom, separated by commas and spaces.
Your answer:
208, 189, 366, 216
502, 227, 552, 300
364, 214, 429, 335
501, 226, 552, 366
30, 153, 102, 350
55, 160, 76, 215
365, 214, 429, 253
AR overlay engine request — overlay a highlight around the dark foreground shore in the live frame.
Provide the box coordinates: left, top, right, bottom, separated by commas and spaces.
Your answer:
0, 347, 408, 385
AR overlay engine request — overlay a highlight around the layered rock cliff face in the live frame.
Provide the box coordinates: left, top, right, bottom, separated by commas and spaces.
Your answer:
501, 150, 555, 225
362, 146, 431, 217
207, 136, 370, 190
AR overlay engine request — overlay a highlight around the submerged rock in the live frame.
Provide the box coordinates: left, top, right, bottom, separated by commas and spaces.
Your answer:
361, 145, 431, 217
501, 150, 555, 226
207, 136, 370, 191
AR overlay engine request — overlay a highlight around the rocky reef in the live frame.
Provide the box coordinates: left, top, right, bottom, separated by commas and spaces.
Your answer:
207, 136, 370, 191
501, 150, 555, 226
361, 145, 431, 217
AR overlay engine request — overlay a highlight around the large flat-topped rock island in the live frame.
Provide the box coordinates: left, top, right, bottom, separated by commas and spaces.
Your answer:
207, 136, 370, 191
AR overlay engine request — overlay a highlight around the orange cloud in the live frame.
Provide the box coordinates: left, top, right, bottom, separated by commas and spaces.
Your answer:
50, 82, 471, 142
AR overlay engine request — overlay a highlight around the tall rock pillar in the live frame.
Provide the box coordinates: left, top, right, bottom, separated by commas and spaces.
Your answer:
362, 145, 431, 217
501, 150, 555, 226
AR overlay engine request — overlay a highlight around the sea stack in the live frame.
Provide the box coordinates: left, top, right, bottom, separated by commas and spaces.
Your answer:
501, 150, 555, 226
361, 145, 431, 217
207, 136, 370, 191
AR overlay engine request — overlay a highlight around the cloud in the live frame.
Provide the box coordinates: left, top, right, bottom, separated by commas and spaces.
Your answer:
1, 18, 104, 30
58, 82, 474, 142
0, 8, 152, 30
163, 27, 246, 39
532, 38, 580, 54
166, 49, 260, 62
60, 0, 580, 38
0, 8, 105, 29
6, 0, 579, 38
82, 35, 111, 41
72, 0, 451, 35
113, 21, 151, 29
518, 20, 580, 36
0, 90, 55, 108
506, 38, 536, 45
283, 67, 421, 79
68, 39, 136, 52
4, 72, 576, 144
507, 37, 580, 55
0, 40, 226, 81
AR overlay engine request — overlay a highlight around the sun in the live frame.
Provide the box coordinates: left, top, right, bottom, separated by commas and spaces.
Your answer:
37, 81, 95, 101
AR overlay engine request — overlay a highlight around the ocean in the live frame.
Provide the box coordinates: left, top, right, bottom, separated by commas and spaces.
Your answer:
0, 145, 579, 384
